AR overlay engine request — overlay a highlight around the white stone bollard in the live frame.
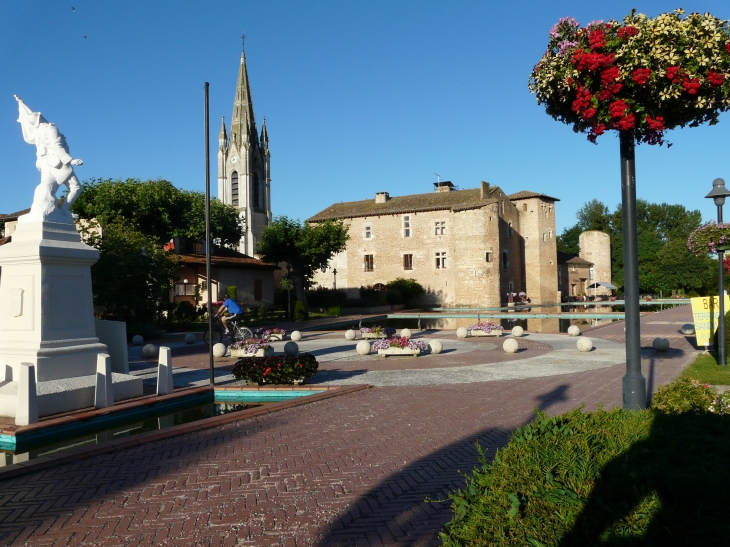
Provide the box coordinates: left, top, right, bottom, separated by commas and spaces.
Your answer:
131, 334, 144, 346
184, 333, 196, 344
345, 329, 357, 340
213, 343, 227, 357
284, 341, 299, 356
157, 346, 174, 395
15, 363, 38, 426
142, 344, 157, 359
291, 330, 302, 342
429, 340, 443, 354
503, 339, 519, 353
567, 325, 581, 337
400, 328, 412, 339
95, 353, 114, 409
681, 324, 695, 335
456, 327, 468, 339
577, 337, 593, 352
356, 340, 371, 355
653, 337, 670, 352
512, 326, 524, 337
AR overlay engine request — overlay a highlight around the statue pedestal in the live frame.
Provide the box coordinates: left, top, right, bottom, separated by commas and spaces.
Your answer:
0, 221, 143, 420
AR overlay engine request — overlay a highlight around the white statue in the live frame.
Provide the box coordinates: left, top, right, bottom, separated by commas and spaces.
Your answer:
14, 95, 83, 223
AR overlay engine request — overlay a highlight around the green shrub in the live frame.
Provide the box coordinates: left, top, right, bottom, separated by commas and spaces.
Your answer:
226, 285, 237, 299
171, 301, 197, 323
305, 287, 348, 308
385, 278, 425, 306
359, 286, 387, 306
650, 376, 717, 414
687, 290, 699, 297
231, 353, 318, 384
385, 288, 402, 305
294, 301, 308, 321
325, 305, 342, 316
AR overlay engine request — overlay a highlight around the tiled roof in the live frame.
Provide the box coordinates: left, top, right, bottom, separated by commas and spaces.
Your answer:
0, 208, 30, 221
307, 187, 503, 222
507, 190, 560, 202
557, 251, 593, 266
176, 253, 277, 269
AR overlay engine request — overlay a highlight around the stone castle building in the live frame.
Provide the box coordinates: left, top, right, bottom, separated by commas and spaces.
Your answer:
217, 48, 272, 256
308, 181, 559, 307
557, 230, 612, 298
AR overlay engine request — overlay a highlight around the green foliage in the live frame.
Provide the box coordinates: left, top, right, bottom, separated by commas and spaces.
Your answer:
385, 278, 425, 306
324, 306, 342, 316
650, 376, 717, 414
170, 301, 197, 324
440, 396, 730, 546
226, 285, 237, 300
293, 301, 309, 321
71, 178, 243, 247
231, 353, 318, 384
305, 288, 348, 309
79, 220, 179, 323
681, 352, 730, 385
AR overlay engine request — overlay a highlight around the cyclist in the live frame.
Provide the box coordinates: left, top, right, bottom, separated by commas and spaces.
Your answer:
215, 297, 243, 336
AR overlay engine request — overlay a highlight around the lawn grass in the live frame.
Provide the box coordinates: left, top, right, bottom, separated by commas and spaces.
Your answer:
680, 352, 730, 385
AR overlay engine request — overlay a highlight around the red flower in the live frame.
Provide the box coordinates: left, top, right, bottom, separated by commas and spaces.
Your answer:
263, 367, 272, 376
646, 115, 665, 131
609, 99, 630, 118
617, 26, 638, 39
683, 77, 701, 94
588, 28, 607, 49
726, 43, 730, 54
597, 82, 623, 101
567, 77, 574, 85
601, 65, 620, 86
708, 70, 725, 86
571, 86, 592, 113
632, 67, 651, 85
581, 107, 597, 120
593, 123, 606, 136
572, 50, 614, 71
666, 66, 683, 84
616, 112, 636, 130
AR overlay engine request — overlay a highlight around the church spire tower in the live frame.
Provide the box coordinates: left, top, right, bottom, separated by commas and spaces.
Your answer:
217, 37, 272, 257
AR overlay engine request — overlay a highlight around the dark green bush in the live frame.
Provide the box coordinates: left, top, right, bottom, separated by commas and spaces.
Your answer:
226, 285, 237, 299
386, 278, 425, 306
231, 353, 318, 384
294, 301, 308, 321
306, 287, 348, 308
171, 301, 197, 323
359, 286, 387, 306
325, 305, 342, 316
385, 288, 402, 305
650, 375, 716, 414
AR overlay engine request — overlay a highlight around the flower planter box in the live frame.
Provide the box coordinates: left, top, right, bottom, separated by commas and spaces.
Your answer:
267, 334, 285, 341
469, 330, 502, 337
362, 333, 386, 339
230, 347, 274, 358
377, 348, 421, 357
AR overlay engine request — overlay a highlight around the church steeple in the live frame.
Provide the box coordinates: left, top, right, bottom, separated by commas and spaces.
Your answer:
218, 116, 227, 149
260, 117, 269, 154
231, 49, 257, 149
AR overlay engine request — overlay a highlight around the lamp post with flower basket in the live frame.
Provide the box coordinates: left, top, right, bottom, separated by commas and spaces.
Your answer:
530, 9, 730, 409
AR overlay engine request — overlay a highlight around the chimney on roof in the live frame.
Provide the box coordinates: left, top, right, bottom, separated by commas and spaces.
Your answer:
480, 181, 490, 199
434, 181, 454, 193
375, 192, 390, 203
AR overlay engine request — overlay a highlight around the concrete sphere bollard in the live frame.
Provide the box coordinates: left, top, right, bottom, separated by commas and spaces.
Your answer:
291, 330, 302, 342
142, 344, 157, 358
356, 340, 371, 355
577, 337, 593, 352
345, 329, 357, 340
681, 324, 695, 336
456, 327, 468, 339
512, 326, 524, 337
653, 337, 670, 352
131, 335, 144, 346
284, 341, 299, 356
184, 333, 196, 344
429, 340, 443, 354
213, 343, 227, 358
503, 338, 519, 353
567, 325, 581, 337
400, 328, 412, 339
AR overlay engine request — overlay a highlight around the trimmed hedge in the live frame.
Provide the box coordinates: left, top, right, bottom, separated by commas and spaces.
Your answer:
232, 353, 318, 385
440, 379, 730, 545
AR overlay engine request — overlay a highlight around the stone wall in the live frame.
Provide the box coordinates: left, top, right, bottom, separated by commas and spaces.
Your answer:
515, 197, 558, 304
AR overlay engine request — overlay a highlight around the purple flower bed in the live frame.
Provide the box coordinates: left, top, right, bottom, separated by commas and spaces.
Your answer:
467, 321, 504, 333
254, 328, 287, 339
230, 338, 272, 353
371, 337, 428, 352
360, 326, 396, 337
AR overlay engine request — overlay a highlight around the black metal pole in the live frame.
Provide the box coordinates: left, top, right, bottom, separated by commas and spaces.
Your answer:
620, 131, 646, 410
718, 203, 726, 366
205, 82, 214, 386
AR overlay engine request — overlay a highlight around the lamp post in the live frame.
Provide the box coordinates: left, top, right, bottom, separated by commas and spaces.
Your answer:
333, 268, 337, 290
705, 178, 730, 366
286, 263, 292, 320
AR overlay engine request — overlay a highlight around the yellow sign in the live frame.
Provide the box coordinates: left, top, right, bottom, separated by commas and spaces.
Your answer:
691, 295, 730, 346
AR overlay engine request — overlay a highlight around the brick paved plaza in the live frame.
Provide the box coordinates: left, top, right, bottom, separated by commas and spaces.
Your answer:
0, 305, 697, 546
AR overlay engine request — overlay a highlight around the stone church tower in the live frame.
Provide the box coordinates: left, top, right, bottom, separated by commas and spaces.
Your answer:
217, 48, 272, 256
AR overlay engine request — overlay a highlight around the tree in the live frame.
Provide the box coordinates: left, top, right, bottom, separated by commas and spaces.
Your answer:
257, 216, 349, 311
78, 220, 179, 323
71, 178, 243, 247
558, 199, 611, 254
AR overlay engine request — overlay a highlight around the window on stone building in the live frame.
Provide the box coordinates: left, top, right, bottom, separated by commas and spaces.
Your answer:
589, 267, 595, 280
403, 215, 411, 237
364, 225, 372, 239
558, 268, 562, 287
403, 254, 413, 270
254, 279, 263, 301
549, 229, 553, 239
508, 281, 514, 293
253, 173, 260, 208
435, 221, 446, 236
523, 203, 527, 211
502, 250, 509, 270
231, 171, 239, 206
435, 252, 446, 269
485, 252, 492, 263
501, 201, 504, 214
174, 282, 196, 296
509, 222, 513, 237
364, 255, 374, 272
543, 233, 546, 242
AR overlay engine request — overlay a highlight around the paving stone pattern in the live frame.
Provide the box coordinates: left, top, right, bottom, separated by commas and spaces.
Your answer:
0, 305, 697, 546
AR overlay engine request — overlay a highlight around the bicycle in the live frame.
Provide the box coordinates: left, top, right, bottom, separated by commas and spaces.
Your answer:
203, 316, 253, 346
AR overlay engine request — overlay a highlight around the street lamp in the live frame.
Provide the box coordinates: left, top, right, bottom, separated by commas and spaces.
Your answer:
286, 263, 292, 320
705, 177, 730, 366
333, 268, 337, 290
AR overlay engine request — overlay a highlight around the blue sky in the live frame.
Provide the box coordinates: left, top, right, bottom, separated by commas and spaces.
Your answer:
2, 0, 730, 233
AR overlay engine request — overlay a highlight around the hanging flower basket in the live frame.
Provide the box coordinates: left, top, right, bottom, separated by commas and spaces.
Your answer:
529, 10, 730, 145
687, 222, 730, 255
